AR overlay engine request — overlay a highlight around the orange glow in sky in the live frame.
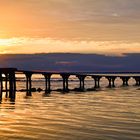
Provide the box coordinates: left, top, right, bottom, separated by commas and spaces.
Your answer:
0, 0, 140, 55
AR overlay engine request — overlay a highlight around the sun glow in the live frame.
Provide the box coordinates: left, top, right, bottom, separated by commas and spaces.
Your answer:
0, 38, 21, 46
0, 38, 22, 54
0, 37, 140, 55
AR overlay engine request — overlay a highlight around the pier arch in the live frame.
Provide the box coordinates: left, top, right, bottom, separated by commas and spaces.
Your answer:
120, 76, 131, 86
84, 76, 93, 90
128, 77, 136, 86
31, 74, 44, 92
114, 77, 123, 87
133, 76, 140, 86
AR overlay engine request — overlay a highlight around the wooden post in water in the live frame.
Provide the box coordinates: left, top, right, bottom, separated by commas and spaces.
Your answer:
112, 77, 116, 87
0, 68, 17, 99
0, 72, 3, 100
120, 76, 130, 86
61, 74, 70, 92
92, 76, 101, 89
9, 71, 16, 99
25, 72, 32, 96
133, 76, 140, 86
106, 76, 116, 88
43, 74, 51, 93
77, 75, 86, 91
108, 77, 112, 87
5, 73, 9, 98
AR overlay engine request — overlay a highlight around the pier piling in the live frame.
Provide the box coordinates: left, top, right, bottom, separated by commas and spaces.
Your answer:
133, 76, 140, 86
24, 72, 32, 96
106, 76, 116, 88
0, 73, 3, 100
92, 76, 101, 88
43, 74, 52, 93
61, 74, 70, 92
9, 71, 16, 99
0, 68, 17, 99
120, 76, 130, 86
0, 68, 140, 100
77, 75, 86, 91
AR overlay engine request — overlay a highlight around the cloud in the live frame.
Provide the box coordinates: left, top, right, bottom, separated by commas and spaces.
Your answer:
0, 37, 140, 56
1, 53, 140, 71
36, 0, 140, 22
0, 0, 140, 41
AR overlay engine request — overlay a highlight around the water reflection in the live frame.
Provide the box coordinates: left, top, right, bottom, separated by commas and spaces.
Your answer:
0, 79, 139, 140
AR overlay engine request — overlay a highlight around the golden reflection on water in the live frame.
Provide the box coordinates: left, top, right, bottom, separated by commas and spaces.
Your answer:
0, 79, 140, 140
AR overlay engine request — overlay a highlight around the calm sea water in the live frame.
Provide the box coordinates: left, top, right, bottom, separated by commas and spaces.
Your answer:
0, 75, 140, 140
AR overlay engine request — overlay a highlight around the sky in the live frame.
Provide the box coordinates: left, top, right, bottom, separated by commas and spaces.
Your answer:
0, 0, 140, 55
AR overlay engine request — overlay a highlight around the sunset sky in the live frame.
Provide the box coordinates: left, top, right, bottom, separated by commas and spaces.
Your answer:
0, 0, 140, 55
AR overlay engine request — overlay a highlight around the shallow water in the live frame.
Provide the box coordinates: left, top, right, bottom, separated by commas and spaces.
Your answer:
0, 77, 140, 140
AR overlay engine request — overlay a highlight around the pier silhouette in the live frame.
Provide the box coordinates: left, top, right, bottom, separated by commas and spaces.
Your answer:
0, 68, 140, 100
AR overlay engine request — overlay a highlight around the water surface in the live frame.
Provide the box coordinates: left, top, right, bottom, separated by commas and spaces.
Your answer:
0, 77, 140, 140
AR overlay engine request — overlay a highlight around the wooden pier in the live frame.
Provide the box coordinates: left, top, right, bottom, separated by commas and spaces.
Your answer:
0, 68, 140, 100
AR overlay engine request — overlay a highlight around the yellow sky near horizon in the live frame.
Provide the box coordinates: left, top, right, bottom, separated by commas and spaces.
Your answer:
0, 37, 140, 56
0, 0, 140, 55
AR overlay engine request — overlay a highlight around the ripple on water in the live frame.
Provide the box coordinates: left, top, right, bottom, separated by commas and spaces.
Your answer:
0, 87, 140, 140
